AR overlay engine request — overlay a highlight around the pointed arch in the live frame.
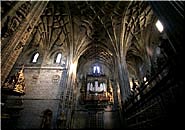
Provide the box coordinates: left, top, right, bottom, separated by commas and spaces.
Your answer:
32, 52, 39, 63
55, 53, 62, 64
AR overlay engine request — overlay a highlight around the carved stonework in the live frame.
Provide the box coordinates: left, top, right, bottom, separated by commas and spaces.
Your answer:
1, 1, 48, 85
32, 74, 39, 83
2, 2, 32, 39
52, 75, 60, 83
15, 42, 24, 50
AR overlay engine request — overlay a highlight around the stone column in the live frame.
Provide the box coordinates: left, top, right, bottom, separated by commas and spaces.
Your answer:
112, 81, 119, 109
116, 56, 131, 103
1, 1, 48, 84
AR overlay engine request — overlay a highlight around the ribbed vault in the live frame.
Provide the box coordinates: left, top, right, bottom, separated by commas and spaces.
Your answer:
23, 1, 155, 81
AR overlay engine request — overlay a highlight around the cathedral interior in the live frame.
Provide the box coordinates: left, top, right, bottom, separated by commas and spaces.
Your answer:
1, 1, 184, 129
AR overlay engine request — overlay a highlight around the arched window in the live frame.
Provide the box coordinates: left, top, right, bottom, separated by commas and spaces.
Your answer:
93, 65, 100, 74
32, 52, 39, 63
97, 66, 100, 73
55, 53, 62, 64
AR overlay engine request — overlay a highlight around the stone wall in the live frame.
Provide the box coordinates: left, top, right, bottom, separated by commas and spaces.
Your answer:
6, 67, 67, 129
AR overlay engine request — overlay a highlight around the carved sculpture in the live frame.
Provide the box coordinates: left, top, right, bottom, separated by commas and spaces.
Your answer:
57, 111, 66, 129
13, 66, 25, 95
2, 65, 26, 96
41, 109, 53, 129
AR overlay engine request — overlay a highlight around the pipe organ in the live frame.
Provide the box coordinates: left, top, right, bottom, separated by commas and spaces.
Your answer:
80, 74, 113, 104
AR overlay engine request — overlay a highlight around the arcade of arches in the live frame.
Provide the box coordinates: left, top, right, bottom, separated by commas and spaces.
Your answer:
1, 1, 184, 129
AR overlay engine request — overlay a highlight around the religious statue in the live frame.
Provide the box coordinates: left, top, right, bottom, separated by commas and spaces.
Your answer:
12, 65, 25, 95
107, 86, 113, 102
40, 109, 53, 129
2, 65, 26, 96
57, 111, 67, 129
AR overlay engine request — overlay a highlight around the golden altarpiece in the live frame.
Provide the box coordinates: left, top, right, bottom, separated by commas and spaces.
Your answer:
1, 66, 26, 119
2, 65, 26, 96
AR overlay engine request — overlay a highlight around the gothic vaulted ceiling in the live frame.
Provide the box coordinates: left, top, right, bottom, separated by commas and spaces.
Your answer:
2, 1, 156, 77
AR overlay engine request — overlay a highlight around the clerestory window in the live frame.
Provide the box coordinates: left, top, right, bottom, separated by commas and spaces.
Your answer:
155, 20, 164, 33
32, 52, 39, 63
55, 53, 62, 64
93, 65, 100, 74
